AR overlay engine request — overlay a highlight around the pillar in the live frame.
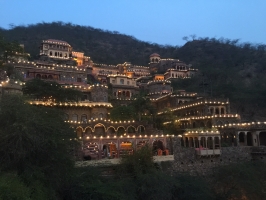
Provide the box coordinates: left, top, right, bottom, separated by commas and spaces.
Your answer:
244, 131, 247, 146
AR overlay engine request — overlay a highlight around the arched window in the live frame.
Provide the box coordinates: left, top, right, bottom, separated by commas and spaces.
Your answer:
55, 52, 57, 56
81, 114, 87, 123
72, 114, 78, 122
99, 113, 103, 118
221, 108, 225, 114
50, 51, 52, 56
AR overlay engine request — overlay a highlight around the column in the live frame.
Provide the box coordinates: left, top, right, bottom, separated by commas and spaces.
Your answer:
244, 131, 247, 146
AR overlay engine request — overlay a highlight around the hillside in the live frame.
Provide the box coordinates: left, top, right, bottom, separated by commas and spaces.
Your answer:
1, 22, 266, 120
0, 22, 177, 65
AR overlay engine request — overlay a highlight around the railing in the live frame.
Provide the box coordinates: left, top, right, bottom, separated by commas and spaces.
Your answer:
195, 148, 221, 156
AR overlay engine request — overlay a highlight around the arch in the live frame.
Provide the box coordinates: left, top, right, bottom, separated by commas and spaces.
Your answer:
84, 127, 93, 139
48, 75, 53, 79
247, 132, 252, 146
117, 126, 126, 136
259, 132, 266, 146
137, 125, 145, 133
36, 74, 41, 79
214, 137, 220, 149
189, 137, 194, 147
207, 137, 213, 149
221, 108, 225, 114
93, 123, 106, 132
152, 140, 164, 155
215, 108, 219, 114
76, 127, 83, 138
94, 123, 106, 137
84, 126, 93, 133
118, 91, 122, 98
106, 126, 116, 137
200, 137, 206, 148
49, 51, 52, 56
239, 132, 245, 144
194, 137, 199, 148
127, 125, 136, 133
126, 91, 130, 98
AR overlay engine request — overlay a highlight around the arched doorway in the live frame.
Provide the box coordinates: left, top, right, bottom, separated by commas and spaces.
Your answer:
239, 132, 245, 146
153, 140, 164, 155
94, 124, 106, 137
259, 132, 266, 146
84, 127, 93, 139
106, 127, 116, 137
247, 132, 252, 146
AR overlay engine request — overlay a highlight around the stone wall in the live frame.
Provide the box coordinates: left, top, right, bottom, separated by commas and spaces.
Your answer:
171, 137, 254, 175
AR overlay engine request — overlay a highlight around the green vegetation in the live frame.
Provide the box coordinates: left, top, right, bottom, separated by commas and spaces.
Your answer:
2, 22, 266, 118
22, 78, 83, 102
0, 95, 78, 199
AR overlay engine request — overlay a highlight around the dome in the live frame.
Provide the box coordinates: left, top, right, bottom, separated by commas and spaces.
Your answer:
150, 53, 160, 57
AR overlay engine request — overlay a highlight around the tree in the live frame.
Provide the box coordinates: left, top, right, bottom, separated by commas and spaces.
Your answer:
130, 96, 156, 121
110, 105, 136, 121
0, 95, 78, 198
0, 34, 25, 63
22, 78, 83, 102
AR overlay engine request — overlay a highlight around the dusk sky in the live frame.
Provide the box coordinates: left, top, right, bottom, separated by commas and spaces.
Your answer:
1, 0, 266, 46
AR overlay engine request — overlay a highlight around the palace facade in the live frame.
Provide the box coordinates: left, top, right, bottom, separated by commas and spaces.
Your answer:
2, 38, 266, 161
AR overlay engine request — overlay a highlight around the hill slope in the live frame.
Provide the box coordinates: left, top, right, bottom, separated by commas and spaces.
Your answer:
0, 22, 177, 65
1, 22, 266, 120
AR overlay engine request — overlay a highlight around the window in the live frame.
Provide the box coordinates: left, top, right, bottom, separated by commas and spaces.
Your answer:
50, 51, 52, 56
81, 114, 87, 123
112, 80, 115, 83
127, 81, 130, 85
77, 78, 82, 82
120, 79, 124, 84
72, 114, 78, 122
